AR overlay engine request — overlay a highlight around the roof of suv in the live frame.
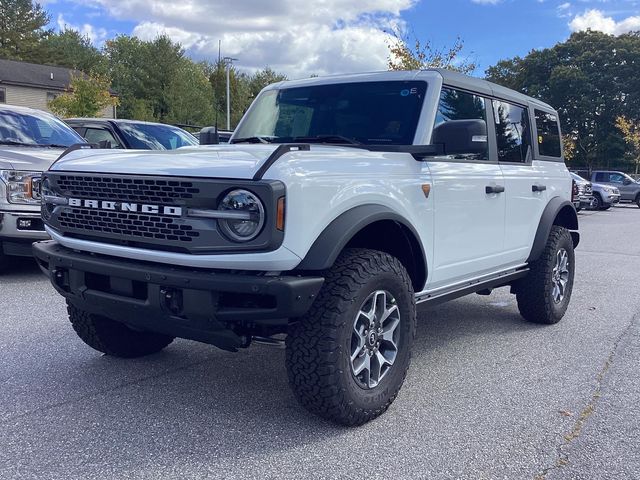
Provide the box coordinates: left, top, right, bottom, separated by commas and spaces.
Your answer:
264, 69, 556, 113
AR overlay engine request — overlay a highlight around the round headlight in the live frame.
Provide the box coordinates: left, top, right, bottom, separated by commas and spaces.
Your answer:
218, 189, 265, 242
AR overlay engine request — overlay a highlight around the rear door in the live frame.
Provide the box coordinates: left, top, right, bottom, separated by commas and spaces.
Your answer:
426, 87, 506, 289
492, 100, 547, 264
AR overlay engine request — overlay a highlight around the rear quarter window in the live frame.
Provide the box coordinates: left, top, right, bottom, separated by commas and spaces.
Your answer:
534, 110, 562, 158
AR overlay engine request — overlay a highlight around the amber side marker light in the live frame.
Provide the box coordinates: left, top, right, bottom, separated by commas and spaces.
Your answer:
421, 184, 431, 199
276, 197, 285, 231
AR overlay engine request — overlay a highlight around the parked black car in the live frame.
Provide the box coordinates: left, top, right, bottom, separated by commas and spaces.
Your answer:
65, 118, 198, 150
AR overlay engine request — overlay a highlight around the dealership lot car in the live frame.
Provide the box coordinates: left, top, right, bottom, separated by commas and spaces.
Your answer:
590, 170, 640, 208
34, 70, 579, 425
0, 104, 85, 269
65, 118, 198, 150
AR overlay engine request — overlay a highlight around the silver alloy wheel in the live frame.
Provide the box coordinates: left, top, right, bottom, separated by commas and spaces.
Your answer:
551, 248, 570, 304
350, 290, 401, 389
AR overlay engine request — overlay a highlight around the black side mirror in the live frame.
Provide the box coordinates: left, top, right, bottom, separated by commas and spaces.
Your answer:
623, 178, 632, 185
432, 119, 487, 156
200, 126, 220, 145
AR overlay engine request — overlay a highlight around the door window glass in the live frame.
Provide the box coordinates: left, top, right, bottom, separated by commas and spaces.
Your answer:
433, 88, 487, 160
594, 172, 608, 183
535, 110, 562, 157
608, 173, 625, 184
493, 100, 531, 163
83, 128, 122, 148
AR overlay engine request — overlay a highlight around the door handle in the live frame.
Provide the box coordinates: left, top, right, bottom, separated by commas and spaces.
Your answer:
532, 184, 547, 192
485, 185, 505, 194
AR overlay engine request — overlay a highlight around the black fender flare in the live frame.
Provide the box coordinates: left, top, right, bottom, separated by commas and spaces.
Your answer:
527, 197, 579, 263
296, 204, 427, 285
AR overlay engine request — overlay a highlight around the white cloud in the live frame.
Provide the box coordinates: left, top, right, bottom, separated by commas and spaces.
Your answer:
471, 0, 502, 4
57, 13, 108, 46
81, 0, 417, 77
569, 9, 640, 35
557, 2, 572, 18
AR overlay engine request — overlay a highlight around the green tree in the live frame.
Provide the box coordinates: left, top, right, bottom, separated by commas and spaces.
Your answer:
165, 59, 214, 126
486, 30, 640, 170
387, 31, 476, 74
105, 35, 184, 121
204, 60, 252, 129
104, 35, 149, 119
48, 73, 118, 117
616, 116, 640, 174
249, 66, 287, 98
0, 0, 49, 60
36, 29, 105, 73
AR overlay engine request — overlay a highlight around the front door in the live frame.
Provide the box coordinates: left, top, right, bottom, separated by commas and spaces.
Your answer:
426, 87, 506, 290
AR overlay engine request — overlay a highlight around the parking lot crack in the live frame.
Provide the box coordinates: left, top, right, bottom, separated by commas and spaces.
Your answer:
0, 357, 212, 425
533, 310, 639, 480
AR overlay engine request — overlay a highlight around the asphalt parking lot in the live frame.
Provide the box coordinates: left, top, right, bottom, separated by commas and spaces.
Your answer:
1, 206, 639, 480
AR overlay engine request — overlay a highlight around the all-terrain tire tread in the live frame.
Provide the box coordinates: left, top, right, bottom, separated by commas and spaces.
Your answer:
286, 248, 415, 426
67, 301, 174, 358
516, 226, 573, 324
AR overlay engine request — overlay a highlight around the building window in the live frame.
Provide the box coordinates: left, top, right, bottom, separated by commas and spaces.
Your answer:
0, 87, 6, 103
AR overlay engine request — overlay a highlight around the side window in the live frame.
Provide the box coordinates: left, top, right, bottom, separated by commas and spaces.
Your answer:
83, 128, 122, 148
493, 100, 531, 163
535, 110, 562, 158
609, 173, 625, 184
594, 172, 609, 183
0, 87, 5, 103
433, 87, 487, 160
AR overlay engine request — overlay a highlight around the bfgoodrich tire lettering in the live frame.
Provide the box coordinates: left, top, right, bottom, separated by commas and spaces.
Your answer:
286, 248, 416, 426
517, 226, 575, 324
67, 301, 174, 358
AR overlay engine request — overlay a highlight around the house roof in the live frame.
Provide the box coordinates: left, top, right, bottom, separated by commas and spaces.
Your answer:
0, 58, 81, 91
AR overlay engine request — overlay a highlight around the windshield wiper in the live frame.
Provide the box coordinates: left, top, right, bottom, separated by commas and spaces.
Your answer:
38, 143, 71, 149
231, 136, 272, 144
290, 135, 362, 145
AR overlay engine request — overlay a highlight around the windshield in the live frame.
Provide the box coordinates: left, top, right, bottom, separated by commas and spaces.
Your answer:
118, 123, 199, 150
234, 81, 428, 145
0, 109, 84, 147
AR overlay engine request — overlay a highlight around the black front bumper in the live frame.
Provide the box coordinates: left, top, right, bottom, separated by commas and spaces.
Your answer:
33, 241, 324, 350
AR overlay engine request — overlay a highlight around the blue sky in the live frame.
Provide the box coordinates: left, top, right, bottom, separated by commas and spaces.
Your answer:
41, 0, 640, 77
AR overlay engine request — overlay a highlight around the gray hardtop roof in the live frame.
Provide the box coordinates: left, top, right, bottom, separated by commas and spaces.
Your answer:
433, 69, 556, 112
267, 69, 557, 113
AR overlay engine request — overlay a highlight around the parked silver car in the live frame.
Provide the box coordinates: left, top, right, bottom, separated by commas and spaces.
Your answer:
0, 104, 85, 268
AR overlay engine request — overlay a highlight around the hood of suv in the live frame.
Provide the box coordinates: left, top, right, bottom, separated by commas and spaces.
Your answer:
0, 146, 65, 172
49, 144, 354, 179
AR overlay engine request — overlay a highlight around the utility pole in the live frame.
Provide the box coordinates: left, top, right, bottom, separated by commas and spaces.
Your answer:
223, 56, 238, 131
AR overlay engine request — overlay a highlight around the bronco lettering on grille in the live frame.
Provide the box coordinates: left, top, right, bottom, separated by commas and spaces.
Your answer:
68, 198, 182, 217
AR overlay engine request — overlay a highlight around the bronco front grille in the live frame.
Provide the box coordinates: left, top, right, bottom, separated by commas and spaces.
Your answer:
42, 172, 285, 255
58, 208, 200, 242
56, 175, 200, 204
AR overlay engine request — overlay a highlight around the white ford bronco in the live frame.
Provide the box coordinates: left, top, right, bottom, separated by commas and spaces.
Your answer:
34, 70, 579, 425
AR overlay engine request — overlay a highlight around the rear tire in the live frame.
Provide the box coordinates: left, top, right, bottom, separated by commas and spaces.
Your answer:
636, 194, 640, 208
286, 248, 416, 426
67, 301, 174, 358
516, 226, 575, 324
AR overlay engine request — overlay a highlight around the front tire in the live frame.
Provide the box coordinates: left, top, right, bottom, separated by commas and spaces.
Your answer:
67, 301, 174, 358
516, 226, 575, 324
286, 249, 416, 426
591, 194, 602, 210
635, 194, 640, 208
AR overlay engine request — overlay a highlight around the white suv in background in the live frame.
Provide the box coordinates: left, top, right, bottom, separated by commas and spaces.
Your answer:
34, 70, 579, 425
